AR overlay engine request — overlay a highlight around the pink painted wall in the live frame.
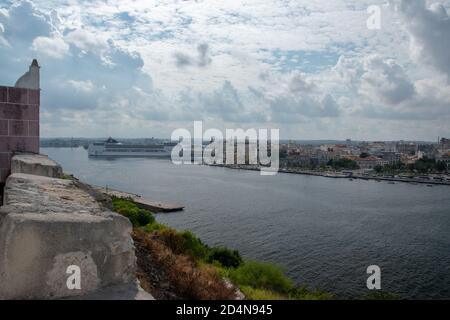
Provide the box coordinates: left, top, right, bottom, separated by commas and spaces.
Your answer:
0, 86, 40, 183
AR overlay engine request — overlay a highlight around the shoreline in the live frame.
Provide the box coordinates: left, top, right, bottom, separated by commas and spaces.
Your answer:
207, 164, 450, 186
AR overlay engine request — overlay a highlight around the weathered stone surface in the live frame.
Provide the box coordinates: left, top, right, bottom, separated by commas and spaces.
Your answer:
0, 61, 40, 185
0, 170, 145, 300
0, 153, 11, 169
8, 120, 27, 136
0, 87, 7, 103
0, 119, 7, 135
15, 59, 40, 90
11, 154, 62, 178
3, 173, 104, 214
0, 212, 135, 299
28, 120, 39, 137
0, 103, 39, 120
0, 137, 40, 154
7, 87, 28, 104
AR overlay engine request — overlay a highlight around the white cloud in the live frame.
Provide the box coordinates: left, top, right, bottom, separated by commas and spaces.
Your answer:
67, 79, 94, 92
0, 0, 449, 140
65, 28, 109, 55
360, 55, 415, 105
396, 0, 450, 80
32, 35, 69, 59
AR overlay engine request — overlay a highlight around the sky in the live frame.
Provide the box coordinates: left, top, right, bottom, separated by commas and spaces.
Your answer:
0, 0, 449, 141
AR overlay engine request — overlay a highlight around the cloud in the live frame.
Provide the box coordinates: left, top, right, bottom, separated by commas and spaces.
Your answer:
0, 1, 52, 43
65, 28, 109, 55
396, 0, 450, 80
359, 55, 415, 105
32, 36, 69, 59
333, 54, 450, 121
0, 0, 449, 140
174, 43, 212, 68
67, 79, 95, 92
0, 0, 159, 129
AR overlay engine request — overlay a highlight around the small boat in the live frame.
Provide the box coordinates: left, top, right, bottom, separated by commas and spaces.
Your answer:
388, 181, 395, 184
426, 184, 433, 187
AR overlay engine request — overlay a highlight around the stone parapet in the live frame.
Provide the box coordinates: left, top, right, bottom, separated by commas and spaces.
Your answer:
0, 168, 151, 299
11, 154, 62, 178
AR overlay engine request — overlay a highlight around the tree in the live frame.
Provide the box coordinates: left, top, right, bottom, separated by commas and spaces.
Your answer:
374, 165, 383, 173
436, 161, 447, 172
328, 158, 359, 170
360, 152, 370, 158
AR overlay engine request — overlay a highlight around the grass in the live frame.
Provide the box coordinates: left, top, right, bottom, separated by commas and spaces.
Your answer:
239, 286, 287, 300
112, 196, 333, 300
111, 196, 155, 227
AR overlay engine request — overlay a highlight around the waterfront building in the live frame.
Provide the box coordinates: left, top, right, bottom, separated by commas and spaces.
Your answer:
397, 142, 418, 155
381, 151, 402, 165
343, 155, 380, 170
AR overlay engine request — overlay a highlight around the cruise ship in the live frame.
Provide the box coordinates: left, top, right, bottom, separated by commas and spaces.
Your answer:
88, 137, 175, 157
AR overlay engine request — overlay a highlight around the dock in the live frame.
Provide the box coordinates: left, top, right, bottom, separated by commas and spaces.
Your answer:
93, 186, 184, 213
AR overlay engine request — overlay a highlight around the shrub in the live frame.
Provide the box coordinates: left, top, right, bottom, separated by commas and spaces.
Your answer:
230, 261, 293, 294
111, 197, 155, 227
207, 247, 243, 268
155, 228, 210, 261
143, 222, 169, 233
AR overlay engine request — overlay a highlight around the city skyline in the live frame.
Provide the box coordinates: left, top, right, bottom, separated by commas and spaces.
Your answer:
1, 0, 449, 140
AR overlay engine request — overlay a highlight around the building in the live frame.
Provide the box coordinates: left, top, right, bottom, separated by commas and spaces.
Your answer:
343, 155, 381, 170
397, 142, 418, 155
381, 151, 402, 165
0, 60, 40, 185
436, 151, 450, 169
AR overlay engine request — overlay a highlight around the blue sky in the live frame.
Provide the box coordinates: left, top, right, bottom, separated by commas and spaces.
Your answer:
0, 0, 449, 140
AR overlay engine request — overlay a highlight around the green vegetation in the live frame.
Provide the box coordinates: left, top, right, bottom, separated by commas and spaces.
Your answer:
408, 158, 447, 173
111, 196, 155, 227
374, 158, 448, 175
227, 261, 332, 300
359, 152, 370, 158
61, 173, 75, 180
207, 247, 243, 268
112, 196, 332, 300
229, 261, 293, 293
327, 158, 359, 170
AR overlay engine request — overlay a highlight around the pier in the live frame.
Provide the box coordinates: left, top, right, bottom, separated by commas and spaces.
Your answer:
93, 186, 184, 213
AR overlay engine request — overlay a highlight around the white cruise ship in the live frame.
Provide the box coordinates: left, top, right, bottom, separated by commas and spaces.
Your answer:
88, 137, 175, 157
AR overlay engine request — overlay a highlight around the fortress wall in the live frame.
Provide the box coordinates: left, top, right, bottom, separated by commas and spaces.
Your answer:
0, 86, 40, 184
0, 155, 152, 299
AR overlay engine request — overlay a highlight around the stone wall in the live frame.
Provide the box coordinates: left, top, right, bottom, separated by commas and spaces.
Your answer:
0, 86, 40, 184
0, 154, 153, 300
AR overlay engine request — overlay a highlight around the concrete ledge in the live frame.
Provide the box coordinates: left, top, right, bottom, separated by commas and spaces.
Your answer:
0, 212, 136, 299
0, 169, 146, 300
3, 173, 105, 215
11, 154, 62, 178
